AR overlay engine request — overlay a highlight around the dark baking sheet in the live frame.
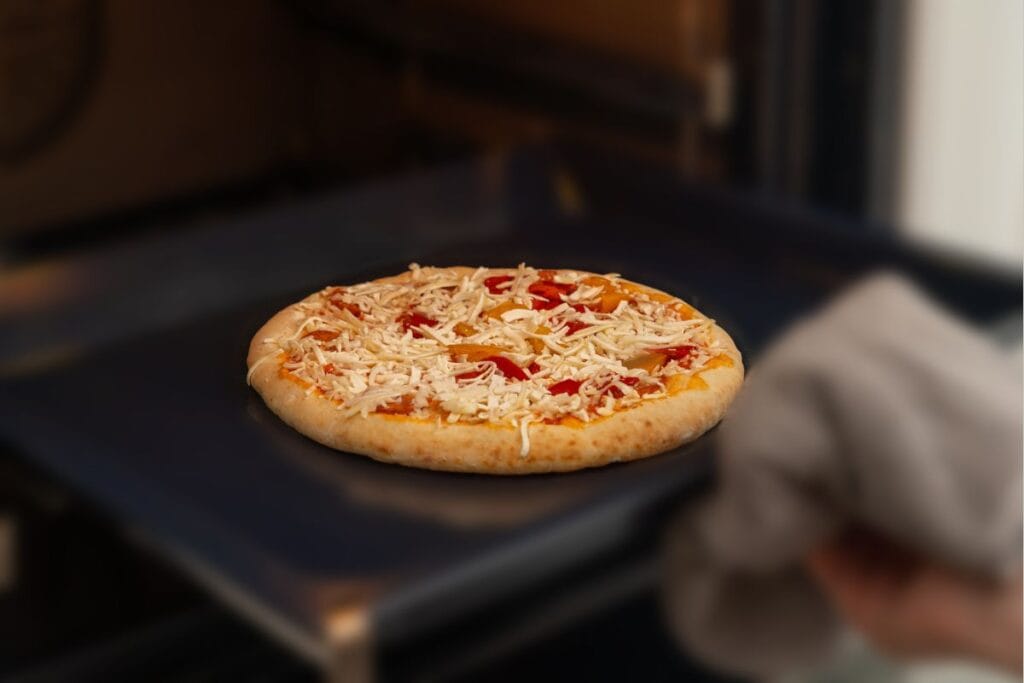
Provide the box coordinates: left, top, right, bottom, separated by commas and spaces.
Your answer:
0, 253, 721, 655
0, 144, 1018, 666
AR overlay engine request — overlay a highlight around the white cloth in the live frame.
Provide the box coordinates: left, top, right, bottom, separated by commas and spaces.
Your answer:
663, 273, 1023, 678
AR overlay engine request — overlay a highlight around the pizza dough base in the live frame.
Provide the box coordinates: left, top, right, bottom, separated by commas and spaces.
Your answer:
247, 268, 744, 474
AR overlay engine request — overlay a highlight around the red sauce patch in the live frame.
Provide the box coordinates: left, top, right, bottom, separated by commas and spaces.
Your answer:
564, 320, 590, 336
603, 376, 639, 399
637, 382, 662, 395
397, 311, 438, 338
484, 275, 514, 294
485, 355, 528, 381
531, 298, 560, 311
337, 302, 363, 318
304, 330, 340, 342
649, 345, 696, 367
549, 378, 582, 395
326, 292, 362, 318
528, 280, 576, 302
377, 395, 414, 415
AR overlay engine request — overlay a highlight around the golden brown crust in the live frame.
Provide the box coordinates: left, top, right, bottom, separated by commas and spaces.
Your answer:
247, 267, 744, 474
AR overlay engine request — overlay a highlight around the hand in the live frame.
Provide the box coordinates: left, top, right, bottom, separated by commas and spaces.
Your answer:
805, 529, 1022, 674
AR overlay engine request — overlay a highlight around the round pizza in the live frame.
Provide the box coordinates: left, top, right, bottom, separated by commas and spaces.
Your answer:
247, 264, 743, 474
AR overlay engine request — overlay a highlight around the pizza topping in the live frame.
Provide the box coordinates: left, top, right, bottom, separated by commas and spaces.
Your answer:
255, 264, 730, 455
304, 330, 340, 342
549, 378, 582, 395
485, 300, 527, 320
327, 289, 364, 318
647, 344, 698, 370
602, 376, 640, 399
448, 343, 507, 361
453, 322, 477, 336
455, 368, 486, 382
527, 325, 551, 353
378, 394, 414, 415
328, 300, 363, 318
624, 352, 666, 374
528, 280, 576, 302
564, 320, 590, 336
596, 290, 630, 313
531, 298, 560, 311
484, 275, 515, 294
397, 311, 437, 338
703, 353, 735, 369
651, 344, 697, 361
485, 355, 529, 381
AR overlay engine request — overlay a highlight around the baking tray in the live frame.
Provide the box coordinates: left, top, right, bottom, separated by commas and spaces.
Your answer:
0, 252, 723, 668
0, 144, 1018, 677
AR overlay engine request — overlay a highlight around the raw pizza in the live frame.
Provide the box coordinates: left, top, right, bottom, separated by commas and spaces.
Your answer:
247, 264, 743, 474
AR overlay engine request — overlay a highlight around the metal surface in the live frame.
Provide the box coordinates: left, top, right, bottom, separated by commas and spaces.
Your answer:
0, 145, 1019, 677
0, 320, 713, 668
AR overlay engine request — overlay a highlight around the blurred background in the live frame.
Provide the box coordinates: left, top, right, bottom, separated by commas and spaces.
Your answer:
0, 1, 1020, 681
2, 0, 1020, 263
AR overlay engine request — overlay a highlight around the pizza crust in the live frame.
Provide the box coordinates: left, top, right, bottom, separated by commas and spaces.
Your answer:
247, 268, 743, 474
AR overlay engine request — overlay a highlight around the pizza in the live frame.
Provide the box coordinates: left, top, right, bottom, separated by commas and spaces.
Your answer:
246, 264, 743, 474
